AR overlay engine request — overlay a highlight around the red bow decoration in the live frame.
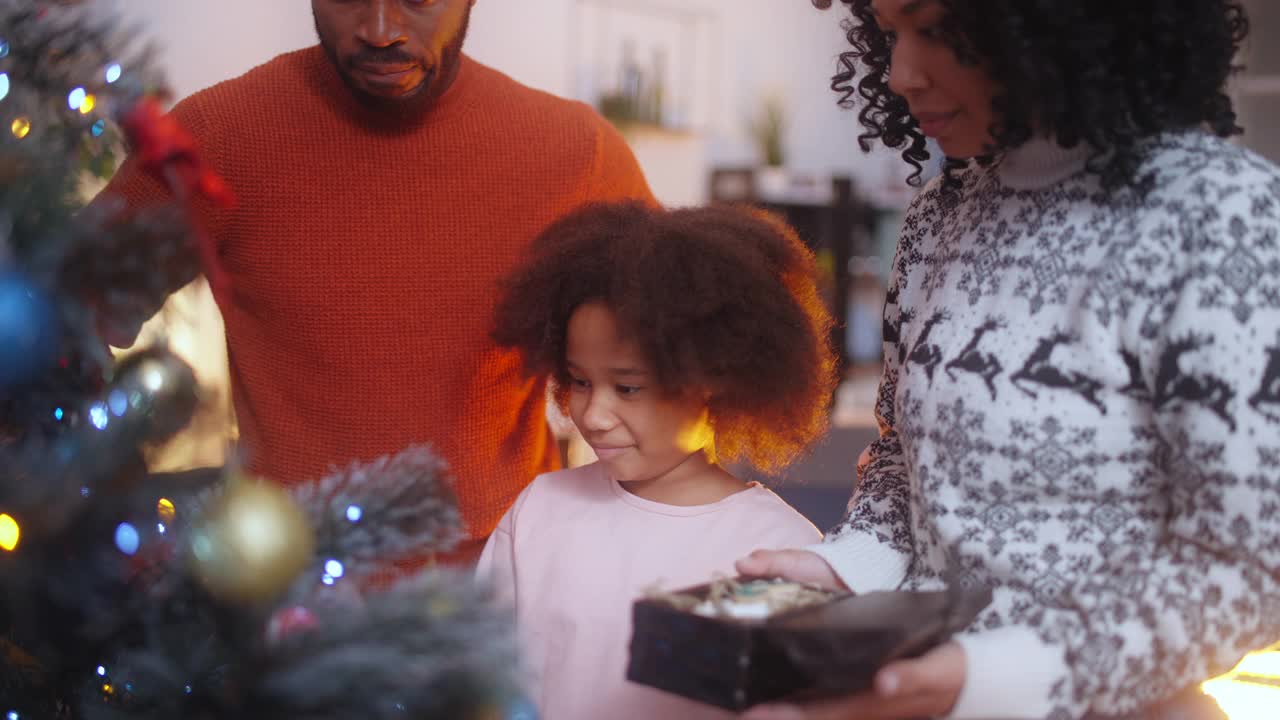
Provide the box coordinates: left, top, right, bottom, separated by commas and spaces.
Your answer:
120, 97, 236, 302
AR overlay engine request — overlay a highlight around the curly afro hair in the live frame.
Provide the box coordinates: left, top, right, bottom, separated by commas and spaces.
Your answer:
491, 202, 837, 474
832, 0, 1250, 190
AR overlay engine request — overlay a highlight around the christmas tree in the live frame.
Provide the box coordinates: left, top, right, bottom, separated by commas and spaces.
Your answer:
0, 3, 520, 718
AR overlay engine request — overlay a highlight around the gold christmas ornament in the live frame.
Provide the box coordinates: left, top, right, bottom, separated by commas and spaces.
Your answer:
187, 475, 315, 603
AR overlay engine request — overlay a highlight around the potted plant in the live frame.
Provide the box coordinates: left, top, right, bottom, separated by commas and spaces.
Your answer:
749, 95, 789, 197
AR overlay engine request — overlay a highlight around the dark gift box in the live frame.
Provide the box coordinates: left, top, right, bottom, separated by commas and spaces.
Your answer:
626, 580, 992, 711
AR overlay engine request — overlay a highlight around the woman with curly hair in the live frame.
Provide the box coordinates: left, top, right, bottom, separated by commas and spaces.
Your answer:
739, 1, 1280, 719
476, 201, 837, 719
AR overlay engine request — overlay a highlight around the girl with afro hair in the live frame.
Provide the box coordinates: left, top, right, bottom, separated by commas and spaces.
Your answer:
740, 2, 1280, 720
476, 201, 838, 720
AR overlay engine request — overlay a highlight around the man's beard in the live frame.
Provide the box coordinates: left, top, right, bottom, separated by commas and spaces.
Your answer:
316, 8, 470, 120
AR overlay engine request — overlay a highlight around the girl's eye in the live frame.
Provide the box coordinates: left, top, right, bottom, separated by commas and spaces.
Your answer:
616, 385, 642, 397
919, 25, 942, 41
569, 376, 590, 389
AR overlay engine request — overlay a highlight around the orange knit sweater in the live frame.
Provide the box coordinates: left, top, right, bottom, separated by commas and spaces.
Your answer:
104, 47, 654, 564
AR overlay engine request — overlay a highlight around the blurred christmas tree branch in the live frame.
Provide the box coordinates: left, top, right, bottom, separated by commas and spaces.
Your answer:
0, 3, 520, 718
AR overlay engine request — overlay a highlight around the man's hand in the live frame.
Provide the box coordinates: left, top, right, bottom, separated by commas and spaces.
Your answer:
740, 641, 967, 720
101, 314, 144, 349
735, 549, 846, 591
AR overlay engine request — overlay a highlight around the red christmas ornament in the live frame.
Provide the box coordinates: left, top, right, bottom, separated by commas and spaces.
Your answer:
119, 97, 237, 303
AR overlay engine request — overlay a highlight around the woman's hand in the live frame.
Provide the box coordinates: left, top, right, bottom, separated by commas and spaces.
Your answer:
734, 549, 846, 591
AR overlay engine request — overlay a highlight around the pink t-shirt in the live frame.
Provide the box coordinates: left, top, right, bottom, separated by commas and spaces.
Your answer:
476, 462, 822, 720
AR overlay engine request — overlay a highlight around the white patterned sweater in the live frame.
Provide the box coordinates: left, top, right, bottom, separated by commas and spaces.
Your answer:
808, 131, 1280, 719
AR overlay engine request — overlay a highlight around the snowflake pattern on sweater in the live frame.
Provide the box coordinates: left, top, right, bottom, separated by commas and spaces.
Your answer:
818, 131, 1280, 719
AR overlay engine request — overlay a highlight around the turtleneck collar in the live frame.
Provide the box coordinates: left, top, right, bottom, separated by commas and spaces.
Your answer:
996, 136, 1094, 191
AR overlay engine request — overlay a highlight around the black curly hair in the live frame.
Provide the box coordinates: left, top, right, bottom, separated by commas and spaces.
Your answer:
832, 0, 1251, 190
491, 202, 837, 473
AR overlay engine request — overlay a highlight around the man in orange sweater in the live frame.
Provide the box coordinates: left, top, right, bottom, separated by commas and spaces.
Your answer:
98, 0, 655, 566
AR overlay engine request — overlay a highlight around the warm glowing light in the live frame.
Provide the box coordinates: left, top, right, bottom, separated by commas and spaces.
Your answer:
0, 513, 19, 551
157, 497, 176, 522
140, 361, 166, 392
1202, 652, 1280, 720
10, 116, 29, 138
1233, 653, 1280, 677
78, 93, 95, 114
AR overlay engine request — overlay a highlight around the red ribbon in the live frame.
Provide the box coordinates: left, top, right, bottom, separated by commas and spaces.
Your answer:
120, 97, 236, 302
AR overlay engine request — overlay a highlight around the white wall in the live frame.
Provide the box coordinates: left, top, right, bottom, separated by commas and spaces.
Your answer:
101, 0, 316, 101
468, 0, 904, 196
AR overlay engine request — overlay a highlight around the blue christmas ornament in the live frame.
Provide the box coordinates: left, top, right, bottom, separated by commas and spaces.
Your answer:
0, 272, 59, 388
504, 697, 538, 720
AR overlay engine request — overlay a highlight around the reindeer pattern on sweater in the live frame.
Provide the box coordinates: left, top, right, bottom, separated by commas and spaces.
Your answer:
820, 131, 1280, 719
